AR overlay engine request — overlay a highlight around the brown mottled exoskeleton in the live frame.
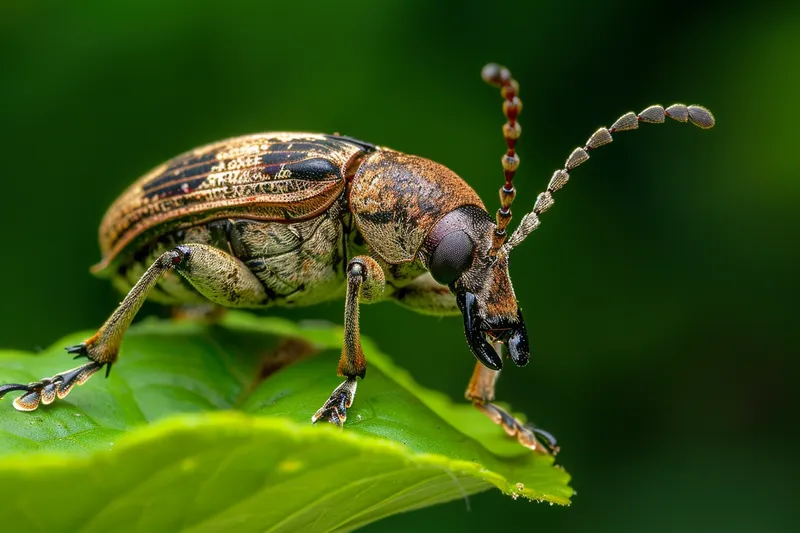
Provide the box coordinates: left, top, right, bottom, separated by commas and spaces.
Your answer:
0, 64, 714, 454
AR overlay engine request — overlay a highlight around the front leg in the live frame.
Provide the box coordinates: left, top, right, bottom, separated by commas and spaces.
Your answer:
312, 256, 385, 427
466, 342, 559, 455
390, 278, 559, 454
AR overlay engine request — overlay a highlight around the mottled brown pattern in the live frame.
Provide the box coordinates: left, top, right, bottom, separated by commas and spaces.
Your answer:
350, 150, 485, 264
174, 244, 268, 308
95, 133, 367, 274
460, 243, 520, 324
419, 206, 519, 323
109, 201, 350, 310
228, 198, 350, 308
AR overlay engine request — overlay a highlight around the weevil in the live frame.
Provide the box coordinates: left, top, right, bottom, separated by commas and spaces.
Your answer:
0, 64, 714, 454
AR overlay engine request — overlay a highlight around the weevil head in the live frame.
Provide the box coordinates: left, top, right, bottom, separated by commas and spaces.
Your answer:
422, 206, 529, 371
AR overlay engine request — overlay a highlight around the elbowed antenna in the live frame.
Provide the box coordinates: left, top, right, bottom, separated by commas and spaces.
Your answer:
500, 102, 715, 255
481, 63, 522, 255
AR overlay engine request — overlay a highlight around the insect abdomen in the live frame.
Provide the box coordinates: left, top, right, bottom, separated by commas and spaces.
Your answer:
94, 133, 372, 275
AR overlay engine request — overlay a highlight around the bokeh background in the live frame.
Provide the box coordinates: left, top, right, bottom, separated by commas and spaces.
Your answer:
1, 0, 798, 531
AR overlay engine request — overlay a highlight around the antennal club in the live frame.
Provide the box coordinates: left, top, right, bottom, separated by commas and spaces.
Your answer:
482, 63, 522, 255
502, 102, 715, 253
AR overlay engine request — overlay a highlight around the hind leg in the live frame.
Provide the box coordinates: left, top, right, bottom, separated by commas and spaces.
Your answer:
0, 244, 267, 411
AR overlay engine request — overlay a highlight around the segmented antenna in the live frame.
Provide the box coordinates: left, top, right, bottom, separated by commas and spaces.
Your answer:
481, 63, 522, 255
501, 103, 715, 253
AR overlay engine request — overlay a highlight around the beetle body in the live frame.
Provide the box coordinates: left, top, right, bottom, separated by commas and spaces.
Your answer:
96, 132, 484, 311
0, 64, 714, 456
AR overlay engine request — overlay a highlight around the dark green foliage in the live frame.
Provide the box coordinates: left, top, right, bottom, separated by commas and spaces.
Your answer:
1, 1, 797, 531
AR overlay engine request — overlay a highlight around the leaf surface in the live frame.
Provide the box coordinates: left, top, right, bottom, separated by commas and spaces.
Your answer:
0, 313, 572, 532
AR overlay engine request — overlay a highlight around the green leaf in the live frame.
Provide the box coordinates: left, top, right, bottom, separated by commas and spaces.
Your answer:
0, 312, 572, 531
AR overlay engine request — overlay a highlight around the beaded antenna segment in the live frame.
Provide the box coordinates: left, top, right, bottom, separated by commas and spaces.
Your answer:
501, 102, 715, 254
481, 63, 522, 255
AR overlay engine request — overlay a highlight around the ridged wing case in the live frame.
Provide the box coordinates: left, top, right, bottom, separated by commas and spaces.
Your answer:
94, 133, 370, 274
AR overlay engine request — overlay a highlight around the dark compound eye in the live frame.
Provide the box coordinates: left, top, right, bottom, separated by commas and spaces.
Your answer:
429, 230, 475, 286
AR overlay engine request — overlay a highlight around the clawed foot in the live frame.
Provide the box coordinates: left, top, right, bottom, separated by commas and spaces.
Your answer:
0, 343, 106, 412
311, 377, 358, 427
475, 401, 560, 455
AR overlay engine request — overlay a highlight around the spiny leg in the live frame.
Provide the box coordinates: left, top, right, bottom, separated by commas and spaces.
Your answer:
466, 342, 559, 455
313, 256, 385, 427
0, 243, 267, 411
0, 249, 184, 411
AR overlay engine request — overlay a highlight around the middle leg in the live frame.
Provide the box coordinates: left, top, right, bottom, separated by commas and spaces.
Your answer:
312, 255, 384, 426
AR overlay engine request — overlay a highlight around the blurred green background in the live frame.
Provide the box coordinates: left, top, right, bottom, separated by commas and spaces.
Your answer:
1, 0, 798, 531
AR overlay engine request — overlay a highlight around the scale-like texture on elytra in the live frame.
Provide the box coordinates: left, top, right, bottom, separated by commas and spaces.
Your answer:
95, 134, 369, 273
